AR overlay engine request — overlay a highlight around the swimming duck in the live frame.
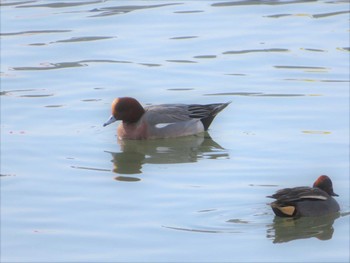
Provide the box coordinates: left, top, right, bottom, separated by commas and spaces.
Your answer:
268, 175, 340, 217
103, 97, 230, 140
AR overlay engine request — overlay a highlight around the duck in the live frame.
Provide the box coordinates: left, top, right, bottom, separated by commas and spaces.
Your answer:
268, 175, 340, 217
103, 97, 231, 140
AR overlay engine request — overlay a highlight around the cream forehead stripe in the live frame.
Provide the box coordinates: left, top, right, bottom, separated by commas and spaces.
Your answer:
111, 98, 120, 111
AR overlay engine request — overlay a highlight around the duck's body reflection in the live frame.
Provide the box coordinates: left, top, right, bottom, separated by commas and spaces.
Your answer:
106, 132, 229, 178
267, 213, 340, 243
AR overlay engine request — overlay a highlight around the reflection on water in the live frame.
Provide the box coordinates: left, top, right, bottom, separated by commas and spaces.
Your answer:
0, 30, 71, 36
53, 36, 115, 44
211, 0, 317, 7
265, 10, 350, 19
13, 1, 102, 9
12, 59, 131, 71
107, 132, 229, 178
162, 225, 239, 234
223, 48, 289, 54
267, 213, 340, 243
205, 92, 306, 97
274, 65, 328, 72
88, 3, 181, 17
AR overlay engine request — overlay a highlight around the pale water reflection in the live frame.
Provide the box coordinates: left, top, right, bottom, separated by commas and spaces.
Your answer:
267, 213, 340, 243
163, 212, 344, 240
108, 133, 229, 176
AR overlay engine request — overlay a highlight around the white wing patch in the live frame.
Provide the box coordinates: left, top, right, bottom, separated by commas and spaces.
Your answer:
155, 123, 174, 128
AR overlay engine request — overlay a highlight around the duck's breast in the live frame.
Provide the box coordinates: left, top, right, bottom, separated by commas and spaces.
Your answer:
117, 121, 148, 140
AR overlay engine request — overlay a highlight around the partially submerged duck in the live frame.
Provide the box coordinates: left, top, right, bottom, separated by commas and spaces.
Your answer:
268, 175, 340, 217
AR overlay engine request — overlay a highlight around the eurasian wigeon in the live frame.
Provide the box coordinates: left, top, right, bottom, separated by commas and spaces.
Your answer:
268, 175, 340, 217
103, 97, 230, 140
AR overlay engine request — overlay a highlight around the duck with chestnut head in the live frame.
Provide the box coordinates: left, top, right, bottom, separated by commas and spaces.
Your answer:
104, 97, 230, 140
268, 175, 340, 217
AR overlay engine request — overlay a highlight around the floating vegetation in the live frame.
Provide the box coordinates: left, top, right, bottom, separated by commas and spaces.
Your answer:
302, 131, 332, 135
274, 65, 329, 72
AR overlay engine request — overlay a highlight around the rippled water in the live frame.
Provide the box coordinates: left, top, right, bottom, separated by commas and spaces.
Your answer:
1, 0, 349, 262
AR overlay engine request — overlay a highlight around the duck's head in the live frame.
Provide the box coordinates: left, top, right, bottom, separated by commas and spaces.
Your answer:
103, 97, 145, 126
313, 175, 338, 197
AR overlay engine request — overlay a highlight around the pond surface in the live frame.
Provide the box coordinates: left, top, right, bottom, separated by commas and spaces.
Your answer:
1, 0, 349, 262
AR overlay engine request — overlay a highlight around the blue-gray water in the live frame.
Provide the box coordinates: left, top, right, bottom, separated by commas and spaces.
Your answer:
1, 0, 349, 262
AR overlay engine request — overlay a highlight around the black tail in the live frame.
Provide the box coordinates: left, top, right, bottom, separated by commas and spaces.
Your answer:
189, 102, 231, 131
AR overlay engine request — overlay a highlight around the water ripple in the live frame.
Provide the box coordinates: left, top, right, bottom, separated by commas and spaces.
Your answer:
313, 10, 350, 18
166, 60, 197, 63
70, 165, 110, 172
0, 89, 37, 96
19, 94, 54, 98
285, 78, 349, 82
15, 0, 102, 8
265, 10, 350, 19
193, 55, 217, 59
170, 36, 199, 40
138, 63, 162, 67
205, 92, 306, 97
223, 48, 289, 55
11, 60, 132, 71
300, 48, 325, 52
212, 0, 317, 7
0, 1, 35, 7
0, 30, 71, 37
174, 10, 204, 14
162, 225, 237, 234
274, 65, 329, 72
28, 36, 115, 46
53, 36, 115, 43
88, 3, 181, 17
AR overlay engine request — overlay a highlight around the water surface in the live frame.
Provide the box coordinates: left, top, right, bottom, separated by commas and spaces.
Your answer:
1, 0, 349, 262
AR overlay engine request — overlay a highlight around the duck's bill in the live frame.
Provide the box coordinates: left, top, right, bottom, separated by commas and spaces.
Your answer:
103, 115, 117, 127
331, 192, 339, 197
